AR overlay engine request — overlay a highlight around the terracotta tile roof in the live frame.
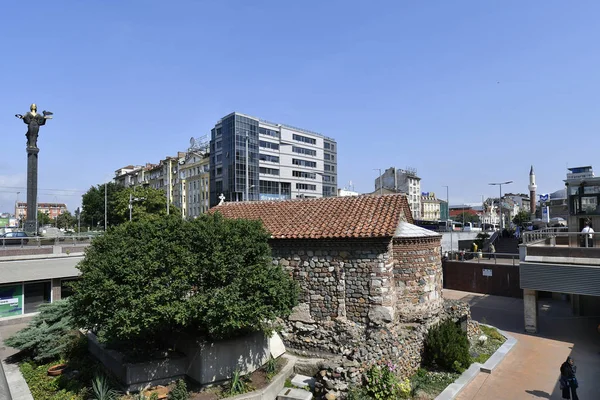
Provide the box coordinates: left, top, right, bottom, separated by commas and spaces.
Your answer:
210, 194, 413, 239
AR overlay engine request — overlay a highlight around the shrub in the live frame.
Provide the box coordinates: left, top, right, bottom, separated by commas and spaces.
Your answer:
70, 213, 299, 346
363, 361, 410, 399
19, 360, 86, 400
423, 319, 470, 373
168, 379, 188, 400
4, 300, 76, 362
91, 374, 120, 400
229, 368, 248, 395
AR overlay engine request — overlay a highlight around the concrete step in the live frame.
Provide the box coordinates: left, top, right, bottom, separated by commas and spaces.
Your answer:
277, 387, 313, 400
290, 373, 315, 389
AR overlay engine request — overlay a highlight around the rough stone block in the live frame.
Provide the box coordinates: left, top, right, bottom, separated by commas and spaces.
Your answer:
291, 373, 316, 389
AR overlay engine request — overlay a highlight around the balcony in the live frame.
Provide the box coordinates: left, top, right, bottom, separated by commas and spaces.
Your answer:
520, 229, 600, 297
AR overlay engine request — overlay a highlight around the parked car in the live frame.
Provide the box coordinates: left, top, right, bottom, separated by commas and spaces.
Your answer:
0, 231, 29, 245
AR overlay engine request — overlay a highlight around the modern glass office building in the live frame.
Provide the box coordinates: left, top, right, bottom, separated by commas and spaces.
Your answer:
209, 112, 337, 207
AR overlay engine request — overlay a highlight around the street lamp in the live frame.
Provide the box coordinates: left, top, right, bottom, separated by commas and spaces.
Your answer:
443, 185, 452, 252
129, 193, 146, 221
489, 181, 513, 231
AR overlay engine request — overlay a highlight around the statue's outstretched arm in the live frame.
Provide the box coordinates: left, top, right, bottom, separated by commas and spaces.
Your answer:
15, 114, 23, 119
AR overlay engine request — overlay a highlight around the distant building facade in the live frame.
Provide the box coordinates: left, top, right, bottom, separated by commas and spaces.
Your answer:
178, 149, 210, 218
15, 202, 68, 222
421, 192, 441, 221
337, 188, 359, 197
209, 112, 337, 206
375, 167, 421, 220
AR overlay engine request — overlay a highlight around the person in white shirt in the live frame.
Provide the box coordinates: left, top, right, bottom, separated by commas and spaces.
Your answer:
581, 220, 594, 247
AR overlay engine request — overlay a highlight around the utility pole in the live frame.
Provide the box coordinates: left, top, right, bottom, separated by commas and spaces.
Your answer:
245, 132, 250, 202
104, 182, 108, 231
129, 192, 133, 222
167, 161, 170, 215
489, 181, 513, 231
76, 207, 80, 236
443, 185, 452, 252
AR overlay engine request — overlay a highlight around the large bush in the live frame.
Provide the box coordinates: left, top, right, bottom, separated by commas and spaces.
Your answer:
423, 319, 470, 373
4, 300, 77, 362
70, 213, 298, 345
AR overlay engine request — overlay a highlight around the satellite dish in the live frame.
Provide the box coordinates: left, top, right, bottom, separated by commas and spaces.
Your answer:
189, 137, 196, 147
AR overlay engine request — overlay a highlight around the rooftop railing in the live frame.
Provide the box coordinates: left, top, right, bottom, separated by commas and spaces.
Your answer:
521, 228, 597, 246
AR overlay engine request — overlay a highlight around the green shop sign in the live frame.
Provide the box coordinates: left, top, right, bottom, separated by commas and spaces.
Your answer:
0, 284, 23, 318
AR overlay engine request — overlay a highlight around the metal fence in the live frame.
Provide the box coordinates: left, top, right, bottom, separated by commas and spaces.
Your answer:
0, 233, 101, 249
522, 228, 600, 247
445, 251, 520, 266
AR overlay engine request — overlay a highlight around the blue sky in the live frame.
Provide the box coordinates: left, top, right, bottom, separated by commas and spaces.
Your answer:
1, 1, 599, 212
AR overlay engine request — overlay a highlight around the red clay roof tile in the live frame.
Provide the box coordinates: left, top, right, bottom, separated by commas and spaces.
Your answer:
209, 194, 413, 239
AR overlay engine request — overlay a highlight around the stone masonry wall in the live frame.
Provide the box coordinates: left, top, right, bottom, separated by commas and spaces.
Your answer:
271, 238, 392, 324
272, 236, 471, 381
392, 236, 444, 322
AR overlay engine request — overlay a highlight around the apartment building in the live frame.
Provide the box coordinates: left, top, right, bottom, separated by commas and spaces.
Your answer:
15, 202, 68, 221
209, 112, 337, 206
375, 167, 421, 220
177, 150, 210, 218
421, 192, 441, 221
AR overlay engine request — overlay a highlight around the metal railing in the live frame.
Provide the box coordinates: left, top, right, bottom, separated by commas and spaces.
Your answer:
445, 251, 520, 265
522, 228, 598, 247
0, 233, 102, 249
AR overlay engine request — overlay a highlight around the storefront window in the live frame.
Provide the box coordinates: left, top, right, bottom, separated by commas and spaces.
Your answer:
24, 281, 51, 314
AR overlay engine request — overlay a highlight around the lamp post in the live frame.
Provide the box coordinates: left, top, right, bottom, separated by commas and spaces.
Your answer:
489, 181, 513, 231
245, 131, 250, 202
129, 192, 146, 221
374, 169, 383, 195
443, 185, 452, 252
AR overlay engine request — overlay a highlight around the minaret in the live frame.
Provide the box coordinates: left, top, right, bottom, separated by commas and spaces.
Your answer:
528, 165, 537, 216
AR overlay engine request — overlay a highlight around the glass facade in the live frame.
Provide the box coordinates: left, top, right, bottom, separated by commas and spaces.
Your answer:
569, 185, 600, 215
210, 114, 260, 206
24, 281, 51, 314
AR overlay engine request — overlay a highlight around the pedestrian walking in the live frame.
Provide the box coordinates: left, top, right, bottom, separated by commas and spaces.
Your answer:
581, 219, 594, 247
488, 243, 496, 260
560, 356, 579, 400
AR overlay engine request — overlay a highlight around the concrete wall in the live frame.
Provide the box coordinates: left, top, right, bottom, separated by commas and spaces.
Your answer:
89, 331, 282, 389
440, 232, 479, 252
169, 331, 270, 385
443, 260, 522, 298
87, 332, 187, 391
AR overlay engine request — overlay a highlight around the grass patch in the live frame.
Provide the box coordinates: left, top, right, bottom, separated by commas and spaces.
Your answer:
470, 325, 506, 365
410, 368, 460, 397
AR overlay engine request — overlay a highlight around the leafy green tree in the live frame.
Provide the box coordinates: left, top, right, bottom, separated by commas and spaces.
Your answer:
110, 186, 179, 225
37, 210, 53, 227
4, 300, 76, 362
70, 213, 298, 347
512, 210, 531, 228
56, 211, 76, 230
81, 182, 124, 229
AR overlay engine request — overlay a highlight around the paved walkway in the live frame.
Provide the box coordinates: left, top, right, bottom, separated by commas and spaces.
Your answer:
1, 322, 30, 400
444, 290, 600, 399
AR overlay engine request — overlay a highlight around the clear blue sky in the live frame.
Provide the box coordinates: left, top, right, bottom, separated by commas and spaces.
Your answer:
1, 1, 599, 213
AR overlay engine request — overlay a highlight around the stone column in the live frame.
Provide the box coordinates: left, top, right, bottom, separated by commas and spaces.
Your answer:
23, 148, 39, 235
52, 278, 61, 301
523, 289, 538, 333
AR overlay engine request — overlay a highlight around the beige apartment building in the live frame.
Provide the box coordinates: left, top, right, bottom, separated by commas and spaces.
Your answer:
421, 193, 441, 221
